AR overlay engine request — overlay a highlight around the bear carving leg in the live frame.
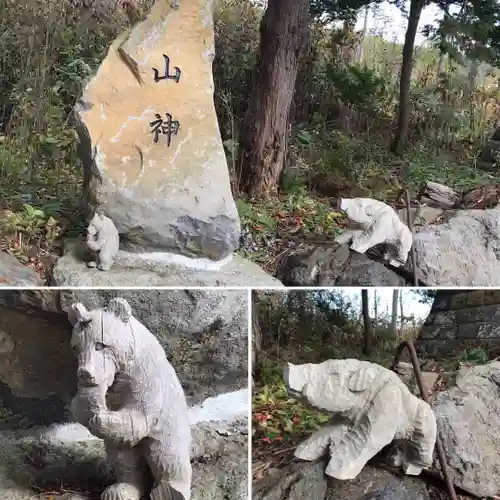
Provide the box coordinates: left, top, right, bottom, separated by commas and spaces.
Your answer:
326, 412, 396, 479
103, 445, 150, 500
102, 483, 143, 500
98, 260, 113, 271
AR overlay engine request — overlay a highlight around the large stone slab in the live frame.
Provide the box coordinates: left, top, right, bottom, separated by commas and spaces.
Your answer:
76, 0, 240, 260
0, 252, 42, 286
52, 240, 282, 287
0, 288, 248, 431
414, 207, 500, 286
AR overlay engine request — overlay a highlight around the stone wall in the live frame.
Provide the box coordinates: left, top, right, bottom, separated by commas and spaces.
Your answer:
417, 289, 500, 358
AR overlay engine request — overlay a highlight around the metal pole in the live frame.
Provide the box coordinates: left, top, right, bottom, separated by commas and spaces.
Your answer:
391, 340, 458, 500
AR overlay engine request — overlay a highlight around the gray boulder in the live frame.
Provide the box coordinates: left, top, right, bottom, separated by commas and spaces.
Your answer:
0, 252, 43, 286
279, 244, 405, 286
253, 462, 429, 500
414, 207, 500, 286
431, 361, 500, 497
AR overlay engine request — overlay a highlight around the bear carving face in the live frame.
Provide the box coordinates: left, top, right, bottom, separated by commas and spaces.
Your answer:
68, 300, 132, 389
87, 213, 103, 236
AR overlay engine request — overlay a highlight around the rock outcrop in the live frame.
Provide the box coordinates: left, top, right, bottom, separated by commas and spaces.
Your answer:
413, 207, 500, 286
431, 362, 500, 498
0, 252, 42, 287
253, 462, 429, 500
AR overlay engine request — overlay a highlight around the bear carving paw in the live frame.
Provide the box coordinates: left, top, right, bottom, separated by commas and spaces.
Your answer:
87, 261, 97, 268
101, 482, 143, 500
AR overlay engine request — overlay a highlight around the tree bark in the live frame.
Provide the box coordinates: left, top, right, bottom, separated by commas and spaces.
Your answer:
390, 289, 399, 341
361, 289, 371, 356
391, 0, 426, 155
236, 0, 310, 198
358, 5, 370, 64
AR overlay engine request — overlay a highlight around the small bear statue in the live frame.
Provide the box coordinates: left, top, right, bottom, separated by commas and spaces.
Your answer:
86, 213, 119, 271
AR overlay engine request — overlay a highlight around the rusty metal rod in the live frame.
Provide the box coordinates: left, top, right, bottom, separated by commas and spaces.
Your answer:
404, 189, 418, 286
391, 340, 458, 500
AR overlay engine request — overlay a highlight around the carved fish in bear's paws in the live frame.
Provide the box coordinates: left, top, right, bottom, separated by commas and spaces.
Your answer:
101, 483, 143, 500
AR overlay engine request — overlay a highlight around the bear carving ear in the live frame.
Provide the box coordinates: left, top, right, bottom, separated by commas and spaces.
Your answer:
107, 298, 132, 323
68, 303, 91, 326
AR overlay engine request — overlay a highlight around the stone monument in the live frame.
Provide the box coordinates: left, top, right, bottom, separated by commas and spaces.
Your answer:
52, 0, 282, 286
75, 0, 240, 262
68, 297, 192, 500
284, 359, 437, 480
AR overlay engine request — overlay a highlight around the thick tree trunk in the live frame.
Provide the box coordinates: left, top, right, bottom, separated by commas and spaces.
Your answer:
391, 0, 425, 155
361, 289, 371, 356
390, 289, 399, 341
236, 0, 310, 198
358, 6, 370, 64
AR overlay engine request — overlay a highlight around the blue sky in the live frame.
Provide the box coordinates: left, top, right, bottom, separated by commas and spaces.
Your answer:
355, 2, 443, 45
338, 288, 433, 322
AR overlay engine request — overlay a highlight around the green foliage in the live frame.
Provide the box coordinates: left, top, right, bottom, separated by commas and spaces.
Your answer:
1, 204, 62, 250
460, 347, 489, 366
253, 381, 330, 444
327, 65, 388, 108
412, 290, 438, 305
310, 0, 377, 23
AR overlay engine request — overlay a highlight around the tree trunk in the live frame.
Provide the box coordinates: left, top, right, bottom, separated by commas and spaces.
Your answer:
390, 289, 399, 341
236, 0, 310, 198
361, 289, 371, 356
358, 6, 370, 64
391, 0, 426, 155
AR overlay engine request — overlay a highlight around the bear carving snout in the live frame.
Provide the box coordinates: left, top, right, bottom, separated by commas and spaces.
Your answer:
77, 367, 98, 386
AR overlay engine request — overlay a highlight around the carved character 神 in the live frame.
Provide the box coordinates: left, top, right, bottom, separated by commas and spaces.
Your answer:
86, 213, 120, 271
284, 359, 437, 480
334, 197, 412, 267
68, 298, 192, 500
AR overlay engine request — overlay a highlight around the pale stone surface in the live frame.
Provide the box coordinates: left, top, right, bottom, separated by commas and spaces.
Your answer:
336, 198, 412, 267
85, 213, 119, 271
75, 0, 240, 260
431, 361, 500, 498
414, 207, 500, 286
284, 360, 437, 480
67, 298, 192, 500
0, 252, 43, 286
0, 417, 248, 500
53, 240, 282, 287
